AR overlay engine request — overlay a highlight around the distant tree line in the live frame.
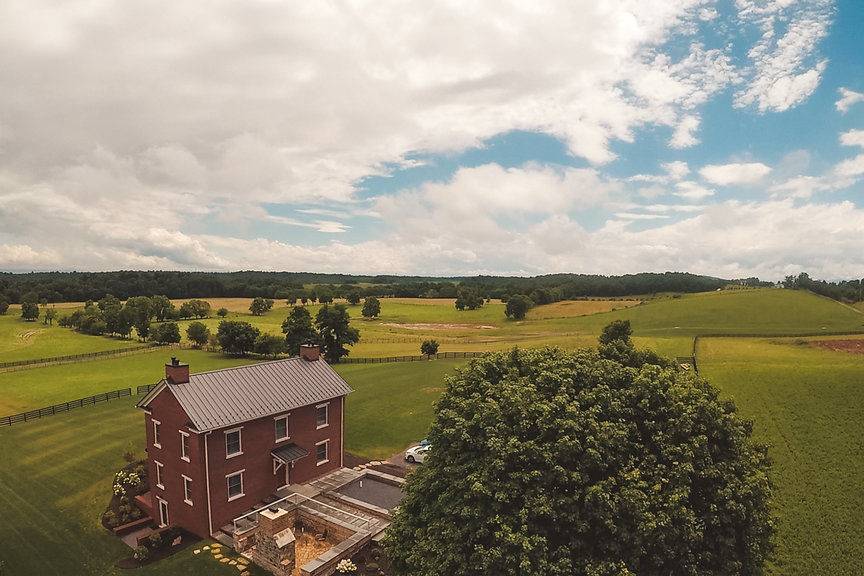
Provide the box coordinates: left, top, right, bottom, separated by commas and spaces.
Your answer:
783, 272, 864, 302
0, 271, 740, 304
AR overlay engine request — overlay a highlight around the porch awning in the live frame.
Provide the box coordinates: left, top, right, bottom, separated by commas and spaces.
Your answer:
272, 443, 309, 464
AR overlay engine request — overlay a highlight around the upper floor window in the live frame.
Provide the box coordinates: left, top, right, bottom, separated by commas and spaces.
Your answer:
180, 431, 190, 462
152, 419, 161, 448
225, 428, 242, 458
275, 415, 290, 442
182, 475, 193, 506
316, 403, 329, 429
226, 470, 245, 501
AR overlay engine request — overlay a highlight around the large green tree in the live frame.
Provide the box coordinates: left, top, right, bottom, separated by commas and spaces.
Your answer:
361, 297, 380, 319
20, 301, 39, 322
454, 286, 484, 310
152, 322, 181, 344
504, 294, 533, 320
0, 298, 9, 315
281, 306, 319, 355
249, 297, 274, 316
186, 321, 211, 348
315, 304, 359, 363
386, 346, 774, 576
216, 320, 260, 355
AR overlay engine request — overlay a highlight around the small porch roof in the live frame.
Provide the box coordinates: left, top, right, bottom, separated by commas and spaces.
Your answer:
272, 443, 309, 464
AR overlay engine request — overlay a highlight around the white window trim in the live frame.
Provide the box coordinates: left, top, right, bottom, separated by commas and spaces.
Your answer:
152, 419, 162, 448
154, 460, 165, 490
180, 430, 190, 462
315, 439, 329, 466
316, 402, 330, 430
274, 414, 290, 442
182, 475, 193, 506
226, 469, 245, 502
225, 427, 243, 459
156, 496, 169, 527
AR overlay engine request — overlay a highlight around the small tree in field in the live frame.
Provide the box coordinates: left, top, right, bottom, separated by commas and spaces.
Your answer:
454, 287, 484, 310
42, 307, 58, 325
386, 345, 775, 576
217, 320, 260, 355
346, 291, 362, 305
21, 301, 39, 322
186, 321, 211, 348
216, 307, 229, 318
315, 304, 359, 363
249, 297, 274, 316
282, 306, 319, 356
599, 318, 633, 345
504, 294, 532, 320
420, 340, 439, 356
152, 322, 181, 344
361, 297, 381, 319
0, 298, 9, 315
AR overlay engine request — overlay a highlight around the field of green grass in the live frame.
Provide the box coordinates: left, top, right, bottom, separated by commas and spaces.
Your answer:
1, 288, 863, 574
700, 336, 864, 576
0, 312, 141, 364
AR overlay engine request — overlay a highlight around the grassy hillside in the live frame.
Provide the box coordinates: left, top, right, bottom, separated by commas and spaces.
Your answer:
700, 336, 864, 576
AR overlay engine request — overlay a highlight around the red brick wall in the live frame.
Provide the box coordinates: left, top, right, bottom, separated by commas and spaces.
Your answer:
206, 395, 344, 532
144, 389, 210, 538
146, 388, 345, 537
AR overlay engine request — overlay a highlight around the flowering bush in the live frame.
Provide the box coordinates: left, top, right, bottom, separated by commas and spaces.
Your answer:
133, 545, 149, 562
336, 559, 358, 574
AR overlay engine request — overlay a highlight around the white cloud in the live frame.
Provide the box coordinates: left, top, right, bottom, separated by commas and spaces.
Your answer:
662, 161, 691, 180
836, 87, 864, 113
734, 0, 833, 113
675, 181, 715, 199
669, 115, 701, 148
840, 129, 864, 149
700, 162, 772, 185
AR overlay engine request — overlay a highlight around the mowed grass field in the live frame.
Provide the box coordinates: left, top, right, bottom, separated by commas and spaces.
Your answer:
0, 361, 462, 575
700, 336, 864, 576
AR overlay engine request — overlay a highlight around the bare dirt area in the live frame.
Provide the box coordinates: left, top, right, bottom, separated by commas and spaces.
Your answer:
293, 533, 332, 576
809, 339, 864, 354
382, 322, 497, 331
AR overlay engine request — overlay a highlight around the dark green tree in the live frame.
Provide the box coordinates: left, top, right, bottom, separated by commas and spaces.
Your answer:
455, 287, 484, 310
249, 297, 274, 316
186, 321, 211, 347
361, 297, 381, 319
116, 307, 135, 339
179, 299, 211, 319
254, 334, 285, 358
315, 304, 359, 363
21, 301, 39, 321
420, 340, 439, 356
386, 347, 775, 576
125, 296, 153, 341
281, 306, 319, 356
152, 322, 181, 344
504, 294, 533, 320
42, 307, 58, 325
316, 287, 334, 304
599, 319, 633, 345
346, 291, 362, 305
216, 307, 229, 318
0, 298, 9, 315
150, 295, 174, 321
217, 320, 260, 355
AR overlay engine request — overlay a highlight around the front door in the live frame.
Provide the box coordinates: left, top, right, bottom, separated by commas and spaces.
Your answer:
158, 498, 169, 527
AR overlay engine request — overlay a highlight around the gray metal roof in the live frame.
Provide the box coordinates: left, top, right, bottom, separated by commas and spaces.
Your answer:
272, 443, 309, 463
162, 357, 352, 432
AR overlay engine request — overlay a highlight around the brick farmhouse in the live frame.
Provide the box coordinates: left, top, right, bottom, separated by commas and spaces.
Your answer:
136, 344, 352, 538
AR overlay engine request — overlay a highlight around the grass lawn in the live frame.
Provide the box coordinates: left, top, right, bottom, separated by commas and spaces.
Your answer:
0, 397, 266, 576
336, 359, 464, 459
0, 349, 260, 415
0, 312, 141, 364
699, 336, 864, 576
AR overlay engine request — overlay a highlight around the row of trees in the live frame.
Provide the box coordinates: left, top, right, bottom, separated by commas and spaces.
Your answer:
0, 271, 744, 305
783, 272, 864, 302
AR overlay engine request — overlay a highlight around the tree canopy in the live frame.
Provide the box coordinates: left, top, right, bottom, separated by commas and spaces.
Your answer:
249, 296, 274, 316
420, 339, 439, 356
455, 286, 484, 310
361, 297, 381, 319
20, 301, 39, 321
315, 304, 359, 363
504, 294, 533, 320
386, 345, 774, 576
186, 321, 211, 347
281, 306, 319, 356
216, 320, 260, 355
152, 322, 181, 344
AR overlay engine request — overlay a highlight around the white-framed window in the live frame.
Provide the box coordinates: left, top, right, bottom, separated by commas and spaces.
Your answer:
157, 497, 169, 527
274, 414, 290, 442
315, 440, 329, 466
152, 419, 161, 448
316, 403, 329, 429
182, 475, 193, 506
154, 460, 165, 489
225, 427, 242, 458
180, 431, 190, 462
226, 470, 245, 501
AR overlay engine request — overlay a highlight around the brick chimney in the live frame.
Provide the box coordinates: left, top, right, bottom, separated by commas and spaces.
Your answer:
165, 357, 190, 384
299, 344, 320, 362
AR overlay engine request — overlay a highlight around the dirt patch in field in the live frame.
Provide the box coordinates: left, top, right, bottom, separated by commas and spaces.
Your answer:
17, 329, 45, 342
382, 322, 497, 331
809, 339, 864, 354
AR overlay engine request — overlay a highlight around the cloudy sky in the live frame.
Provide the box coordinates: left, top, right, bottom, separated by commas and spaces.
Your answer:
0, 0, 862, 279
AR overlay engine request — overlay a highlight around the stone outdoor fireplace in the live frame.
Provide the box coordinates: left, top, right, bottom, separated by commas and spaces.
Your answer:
253, 508, 297, 575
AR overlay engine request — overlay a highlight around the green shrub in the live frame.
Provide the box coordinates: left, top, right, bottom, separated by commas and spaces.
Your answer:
133, 545, 149, 562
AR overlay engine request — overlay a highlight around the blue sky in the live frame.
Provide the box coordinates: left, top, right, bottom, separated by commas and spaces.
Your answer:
0, 0, 862, 278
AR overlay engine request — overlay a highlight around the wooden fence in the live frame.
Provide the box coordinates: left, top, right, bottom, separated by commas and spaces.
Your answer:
339, 351, 486, 364
0, 343, 161, 372
0, 388, 132, 426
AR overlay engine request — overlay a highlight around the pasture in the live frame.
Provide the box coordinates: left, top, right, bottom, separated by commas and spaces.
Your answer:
0, 288, 862, 574
700, 336, 864, 576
